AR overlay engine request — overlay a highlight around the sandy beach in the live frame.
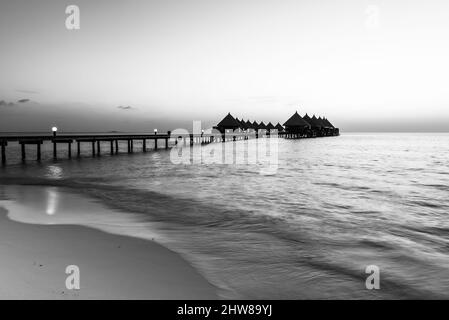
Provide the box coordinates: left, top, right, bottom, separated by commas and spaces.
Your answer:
0, 186, 218, 300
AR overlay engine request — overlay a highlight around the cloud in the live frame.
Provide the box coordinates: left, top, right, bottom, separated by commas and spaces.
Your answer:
16, 89, 39, 94
0, 100, 15, 107
117, 105, 133, 110
17, 99, 30, 103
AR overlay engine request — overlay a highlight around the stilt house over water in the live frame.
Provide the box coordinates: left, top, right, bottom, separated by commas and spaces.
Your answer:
214, 113, 241, 133
283, 111, 311, 137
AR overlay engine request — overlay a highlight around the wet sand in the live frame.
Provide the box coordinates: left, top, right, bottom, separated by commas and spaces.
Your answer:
0, 186, 218, 299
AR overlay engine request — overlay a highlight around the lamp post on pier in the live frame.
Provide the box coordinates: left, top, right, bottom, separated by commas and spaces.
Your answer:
52, 126, 58, 160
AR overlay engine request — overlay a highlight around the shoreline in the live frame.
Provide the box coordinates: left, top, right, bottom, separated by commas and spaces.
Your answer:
0, 185, 218, 299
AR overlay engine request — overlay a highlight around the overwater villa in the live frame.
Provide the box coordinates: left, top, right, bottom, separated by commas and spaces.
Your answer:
213, 111, 339, 141
266, 122, 275, 133
214, 112, 241, 133
240, 119, 248, 131
283, 111, 311, 138
275, 123, 284, 132
246, 120, 254, 131
252, 121, 260, 132
308, 115, 323, 137
258, 121, 267, 134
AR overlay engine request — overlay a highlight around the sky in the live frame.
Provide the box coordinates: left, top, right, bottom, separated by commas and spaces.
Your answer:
1, 0, 449, 132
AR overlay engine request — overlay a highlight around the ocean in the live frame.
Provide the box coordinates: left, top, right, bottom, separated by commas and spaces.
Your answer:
1, 132, 449, 299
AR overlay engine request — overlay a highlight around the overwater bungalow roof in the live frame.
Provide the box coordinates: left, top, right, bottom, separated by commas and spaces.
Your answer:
283, 111, 310, 128
252, 121, 260, 130
216, 113, 241, 128
303, 113, 312, 123
275, 123, 284, 131
266, 122, 275, 130
318, 117, 328, 128
323, 118, 335, 128
258, 121, 267, 130
246, 120, 253, 128
309, 115, 323, 128
238, 118, 247, 129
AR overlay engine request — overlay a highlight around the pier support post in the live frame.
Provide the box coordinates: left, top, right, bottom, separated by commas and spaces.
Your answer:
37, 143, 41, 161
154, 139, 158, 150
115, 140, 119, 154
21, 143, 26, 161
165, 138, 169, 149
53, 141, 57, 160
110, 140, 114, 155
92, 141, 96, 157
1, 141, 6, 165
77, 141, 81, 157
127, 140, 131, 153
143, 139, 146, 152
97, 141, 101, 156
131, 140, 134, 153
68, 142, 72, 159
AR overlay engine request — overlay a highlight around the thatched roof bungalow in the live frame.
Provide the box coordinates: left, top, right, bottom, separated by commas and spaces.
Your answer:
303, 113, 312, 125
309, 115, 322, 129
252, 121, 260, 131
283, 111, 311, 134
237, 118, 248, 130
323, 117, 334, 128
318, 117, 328, 128
266, 122, 275, 132
215, 113, 241, 133
275, 123, 284, 132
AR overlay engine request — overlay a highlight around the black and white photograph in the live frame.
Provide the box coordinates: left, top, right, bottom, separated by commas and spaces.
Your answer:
1, 0, 449, 309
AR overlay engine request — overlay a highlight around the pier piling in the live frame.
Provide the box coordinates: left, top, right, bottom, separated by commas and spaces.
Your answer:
21, 143, 26, 161
53, 141, 57, 160
1, 140, 6, 165
18, 140, 43, 162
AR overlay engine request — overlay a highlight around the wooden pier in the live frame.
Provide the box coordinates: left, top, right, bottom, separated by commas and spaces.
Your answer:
0, 131, 255, 165
0, 133, 175, 165
0, 112, 339, 165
